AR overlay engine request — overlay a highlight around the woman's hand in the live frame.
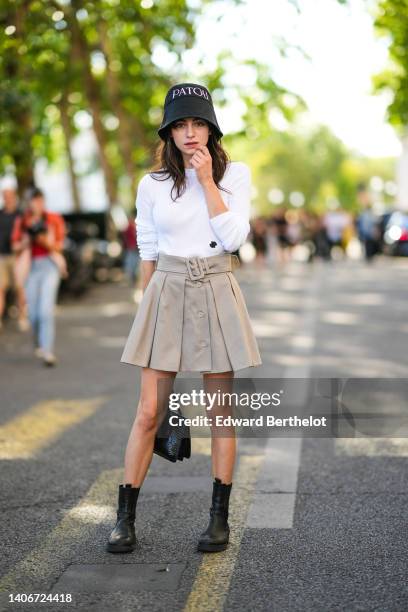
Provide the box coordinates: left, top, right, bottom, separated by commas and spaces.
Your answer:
12, 235, 30, 254
190, 144, 214, 186
141, 260, 156, 292
35, 227, 56, 251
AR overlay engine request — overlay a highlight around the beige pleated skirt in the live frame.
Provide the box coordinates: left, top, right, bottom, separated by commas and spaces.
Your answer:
120, 251, 262, 373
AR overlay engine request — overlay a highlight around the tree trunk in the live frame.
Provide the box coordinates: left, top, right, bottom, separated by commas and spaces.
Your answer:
59, 93, 82, 212
13, 150, 34, 199
4, 1, 35, 197
98, 20, 153, 195
98, 21, 135, 178
396, 129, 408, 211
70, 2, 118, 206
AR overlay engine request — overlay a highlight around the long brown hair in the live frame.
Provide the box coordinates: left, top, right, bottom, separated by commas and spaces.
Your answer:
149, 122, 232, 202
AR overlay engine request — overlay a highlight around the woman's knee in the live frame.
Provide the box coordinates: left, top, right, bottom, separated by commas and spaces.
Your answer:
136, 369, 177, 433
135, 397, 159, 433
37, 308, 55, 326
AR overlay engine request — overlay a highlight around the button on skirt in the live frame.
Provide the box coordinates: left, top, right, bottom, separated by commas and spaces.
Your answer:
120, 252, 262, 373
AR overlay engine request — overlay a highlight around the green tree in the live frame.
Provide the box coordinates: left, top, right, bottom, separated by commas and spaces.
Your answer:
0, 0, 198, 204
0, 0, 354, 210
373, 0, 408, 129
230, 120, 394, 214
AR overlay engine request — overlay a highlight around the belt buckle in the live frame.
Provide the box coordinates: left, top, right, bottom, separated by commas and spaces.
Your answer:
186, 256, 209, 281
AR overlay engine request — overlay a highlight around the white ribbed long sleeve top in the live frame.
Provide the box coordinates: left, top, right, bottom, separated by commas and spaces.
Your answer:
135, 161, 251, 260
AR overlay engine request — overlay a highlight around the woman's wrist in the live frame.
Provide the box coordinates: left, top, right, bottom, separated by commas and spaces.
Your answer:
200, 176, 216, 190
201, 179, 229, 218
141, 260, 156, 291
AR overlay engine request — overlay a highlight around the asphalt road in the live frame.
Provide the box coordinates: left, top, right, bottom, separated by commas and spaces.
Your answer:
0, 254, 407, 612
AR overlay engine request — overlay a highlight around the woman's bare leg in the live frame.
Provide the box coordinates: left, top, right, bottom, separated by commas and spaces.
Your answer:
203, 371, 236, 484
123, 367, 177, 487
16, 286, 28, 321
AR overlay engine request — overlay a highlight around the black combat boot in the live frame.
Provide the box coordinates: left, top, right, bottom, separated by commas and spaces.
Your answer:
197, 477, 233, 552
106, 483, 140, 553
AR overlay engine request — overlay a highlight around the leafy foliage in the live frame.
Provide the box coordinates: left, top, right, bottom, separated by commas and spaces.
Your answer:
373, 0, 408, 129
0, 0, 396, 211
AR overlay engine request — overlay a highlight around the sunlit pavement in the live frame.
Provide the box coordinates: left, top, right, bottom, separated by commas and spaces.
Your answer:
1, 255, 407, 611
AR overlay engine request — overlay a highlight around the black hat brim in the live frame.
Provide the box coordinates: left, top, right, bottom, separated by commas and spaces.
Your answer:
157, 96, 223, 141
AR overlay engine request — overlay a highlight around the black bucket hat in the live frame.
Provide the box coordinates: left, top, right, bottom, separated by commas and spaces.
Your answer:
158, 82, 223, 141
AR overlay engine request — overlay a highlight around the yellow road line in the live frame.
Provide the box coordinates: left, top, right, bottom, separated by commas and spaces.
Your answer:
191, 437, 212, 456
0, 468, 122, 593
0, 454, 265, 597
183, 452, 264, 612
0, 397, 107, 459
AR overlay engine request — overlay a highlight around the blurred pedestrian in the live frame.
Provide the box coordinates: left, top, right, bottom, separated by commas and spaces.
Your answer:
357, 204, 380, 262
301, 211, 319, 262
323, 207, 351, 259
250, 217, 268, 265
264, 217, 278, 264
286, 209, 302, 248
310, 213, 331, 261
0, 179, 29, 331
11, 187, 66, 366
273, 206, 291, 264
122, 214, 140, 286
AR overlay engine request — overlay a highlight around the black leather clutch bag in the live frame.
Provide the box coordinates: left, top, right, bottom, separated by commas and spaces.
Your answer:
153, 406, 191, 463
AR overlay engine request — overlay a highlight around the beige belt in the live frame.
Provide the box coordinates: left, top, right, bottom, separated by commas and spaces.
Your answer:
156, 251, 240, 281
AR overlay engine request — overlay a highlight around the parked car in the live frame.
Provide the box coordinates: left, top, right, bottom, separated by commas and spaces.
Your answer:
61, 209, 126, 290
59, 234, 95, 296
382, 211, 408, 256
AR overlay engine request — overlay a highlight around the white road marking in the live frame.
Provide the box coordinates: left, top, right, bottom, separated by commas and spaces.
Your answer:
246, 262, 322, 529
335, 437, 408, 457
246, 438, 302, 528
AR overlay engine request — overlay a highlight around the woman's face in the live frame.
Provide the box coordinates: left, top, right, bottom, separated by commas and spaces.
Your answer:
29, 196, 45, 217
170, 117, 211, 157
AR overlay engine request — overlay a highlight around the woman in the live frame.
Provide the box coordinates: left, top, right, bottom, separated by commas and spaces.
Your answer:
11, 187, 66, 367
0, 183, 29, 332
106, 82, 262, 554
122, 213, 140, 286
251, 217, 269, 265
